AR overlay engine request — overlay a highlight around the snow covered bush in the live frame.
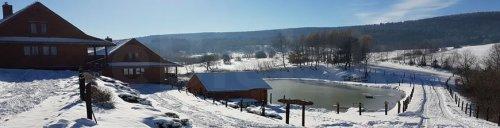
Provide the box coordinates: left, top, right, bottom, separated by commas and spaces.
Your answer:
118, 93, 152, 106
90, 85, 115, 109
245, 105, 282, 119
145, 115, 190, 128
164, 112, 179, 118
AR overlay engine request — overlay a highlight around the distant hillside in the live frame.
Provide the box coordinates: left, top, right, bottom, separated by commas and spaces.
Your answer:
136, 11, 500, 58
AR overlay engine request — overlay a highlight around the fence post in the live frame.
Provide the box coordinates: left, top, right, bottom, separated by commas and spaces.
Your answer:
261, 101, 265, 116
336, 102, 340, 114
302, 105, 305, 126
85, 82, 94, 120
469, 104, 472, 117
285, 103, 290, 124
384, 101, 388, 115
476, 105, 479, 118
398, 101, 401, 114
225, 99, 228, 107
78, 73, 85, 101
458, 98, 460, 107
240, 99, 243, 112
359, 103, 362, 115
461, 101, 464, 110
269, 93, 272, 104
485, 107, 489, 121
465, 103, 468, 114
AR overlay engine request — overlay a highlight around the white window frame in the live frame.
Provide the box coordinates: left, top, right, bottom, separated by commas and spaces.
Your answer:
24, 46, 30, 56
50, 46, 57, 55
40, 23, 47, 34
31, 46, 38, 55
30, 23, 37, 34
42, 46, 50, 55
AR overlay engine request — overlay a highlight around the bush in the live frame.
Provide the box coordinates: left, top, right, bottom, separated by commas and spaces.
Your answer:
118, 94, 152, 106
255, 51, 267, 58
90, 85, 113, 103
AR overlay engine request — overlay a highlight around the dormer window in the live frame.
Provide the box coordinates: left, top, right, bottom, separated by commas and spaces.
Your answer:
29, 22, 47, 34
40, 23, 47, 34
30, 23, 37, 34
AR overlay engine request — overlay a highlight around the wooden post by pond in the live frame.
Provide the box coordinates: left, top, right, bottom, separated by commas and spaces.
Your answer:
336, 102, 340, 114
278, 99, 313, 126
225, 99, 228, 107
398, 101, 401, 114
458, 98, 460, 107
302, 105, 306, 126
384, 101, 388, 115
261, 101, 266, 116
240, 99, 243, 112
359, 103, 362, 115
285, 103, 290, 124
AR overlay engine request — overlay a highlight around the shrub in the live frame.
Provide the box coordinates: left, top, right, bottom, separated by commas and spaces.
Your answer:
90, 85, 113, 103
118, 94, 152, 106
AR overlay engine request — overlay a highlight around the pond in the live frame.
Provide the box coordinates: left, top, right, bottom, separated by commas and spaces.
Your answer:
265, 79, 405, 112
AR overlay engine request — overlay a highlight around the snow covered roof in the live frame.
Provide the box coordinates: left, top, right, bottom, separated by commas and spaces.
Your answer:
0, 36, 113, 46
194, 72, 272, 92
109, 62, 181, 67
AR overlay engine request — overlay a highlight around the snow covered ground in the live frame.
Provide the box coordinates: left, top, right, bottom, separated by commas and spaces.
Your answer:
1, 44, 499, 127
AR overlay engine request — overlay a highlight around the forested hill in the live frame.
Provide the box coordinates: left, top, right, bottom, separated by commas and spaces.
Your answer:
137, 11, 500, 57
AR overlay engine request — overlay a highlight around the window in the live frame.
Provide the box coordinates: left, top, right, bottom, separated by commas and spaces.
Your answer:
43, 46, 50, 55
134, 53, 139, 59
31, 46, 38, 55
50, 46, 57, 55
124, 68, 135, 75
40, 23, 47, 34
135, 68, 145, 75
128, 53, 133, 60
24, 46, 30, 56
30, 23, 37, 34
123, 68, 129, 75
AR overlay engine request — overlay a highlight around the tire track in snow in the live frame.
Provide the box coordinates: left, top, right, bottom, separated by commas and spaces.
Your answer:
422, 82, 470, 128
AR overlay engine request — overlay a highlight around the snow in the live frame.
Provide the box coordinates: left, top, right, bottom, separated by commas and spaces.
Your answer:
194, 72, 272, 92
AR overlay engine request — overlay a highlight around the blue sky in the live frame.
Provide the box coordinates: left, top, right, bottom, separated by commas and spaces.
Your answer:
5, 0, 500, 39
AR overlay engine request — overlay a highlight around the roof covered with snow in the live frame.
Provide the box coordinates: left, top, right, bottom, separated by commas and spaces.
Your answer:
194, 72, 272, 92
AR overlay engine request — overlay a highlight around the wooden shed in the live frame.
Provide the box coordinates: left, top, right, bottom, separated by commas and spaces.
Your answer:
187, 72, 272, 102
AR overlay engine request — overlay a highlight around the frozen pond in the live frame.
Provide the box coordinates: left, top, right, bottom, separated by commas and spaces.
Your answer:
265, 79, 405, 112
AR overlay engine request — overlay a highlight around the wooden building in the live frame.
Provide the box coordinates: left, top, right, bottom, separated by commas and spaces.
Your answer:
100, 38, 181, 84
0, 2, 114, 70
187, 72, 272, 102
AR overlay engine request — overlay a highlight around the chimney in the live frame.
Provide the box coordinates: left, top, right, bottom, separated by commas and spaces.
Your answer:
105, 36, 113, 42
2, 2, 12, 19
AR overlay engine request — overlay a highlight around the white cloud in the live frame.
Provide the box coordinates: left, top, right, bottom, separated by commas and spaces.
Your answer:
357, 0, 458, 24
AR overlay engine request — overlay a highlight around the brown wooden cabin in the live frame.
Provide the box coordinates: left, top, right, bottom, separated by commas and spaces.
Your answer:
0, 2, 114, 70
187, 72, 272, 102
99, 38, 181, 84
